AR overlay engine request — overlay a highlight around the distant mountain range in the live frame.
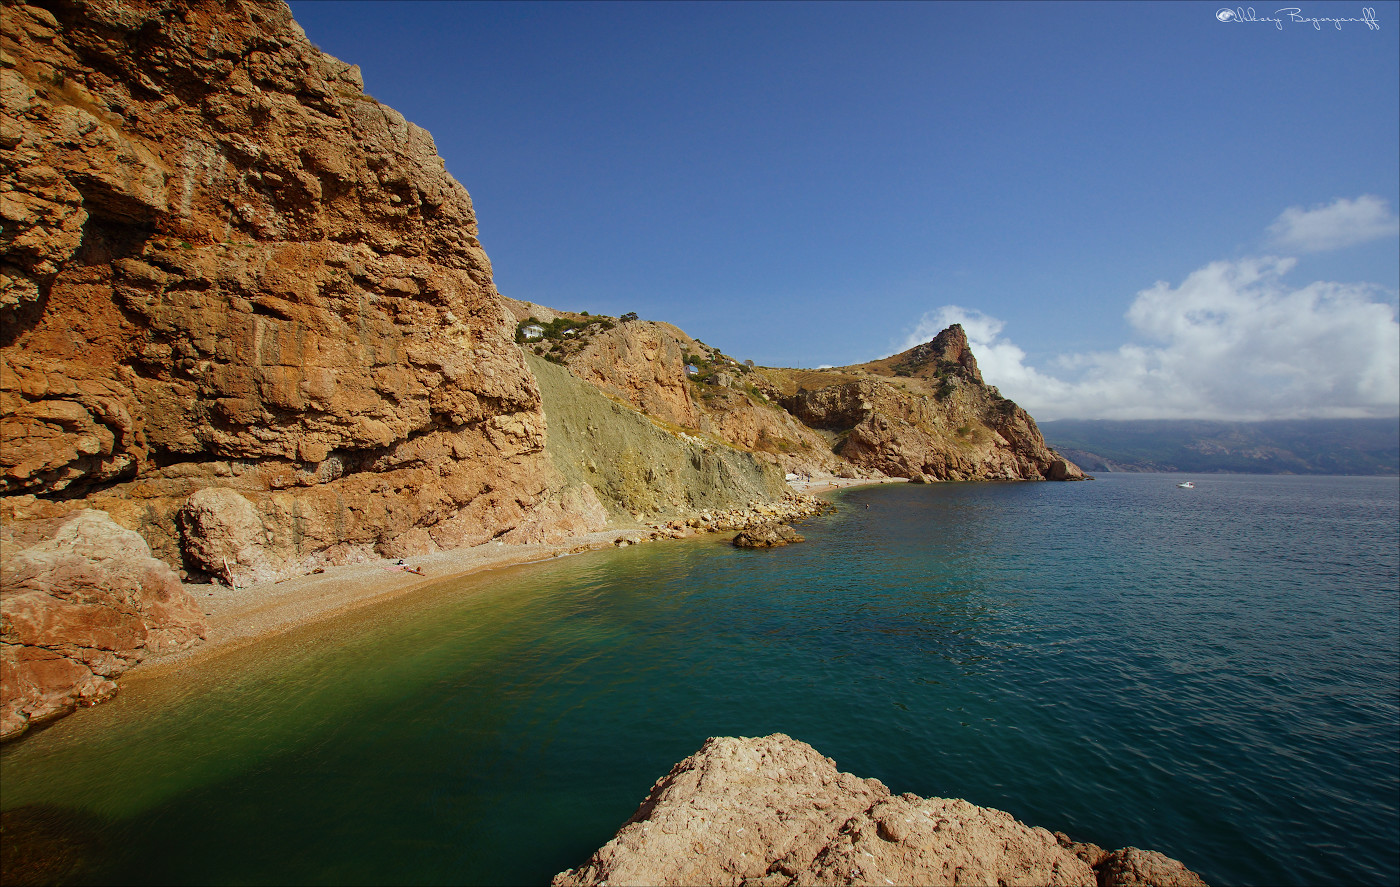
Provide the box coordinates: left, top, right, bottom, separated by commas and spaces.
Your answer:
1041, 419, 1399, 475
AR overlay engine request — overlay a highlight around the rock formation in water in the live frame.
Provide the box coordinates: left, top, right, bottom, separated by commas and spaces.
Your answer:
554, 734, 1208, 887
0, 497, 206, 740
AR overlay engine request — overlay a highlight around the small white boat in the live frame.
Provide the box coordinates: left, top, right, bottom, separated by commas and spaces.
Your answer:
1176, 481, 1195, 489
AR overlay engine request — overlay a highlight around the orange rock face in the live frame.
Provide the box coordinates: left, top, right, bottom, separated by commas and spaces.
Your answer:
1, 501, 207, 740
1, 0, 564, 573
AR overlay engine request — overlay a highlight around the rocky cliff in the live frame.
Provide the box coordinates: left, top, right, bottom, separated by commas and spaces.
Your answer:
0, 0, 586, 739
528, 354, 790, 522
782, 325, 1084, 482
0, 0, 1081, 739
2, 0, 562, 579
555, 734, 1207, 887
505, 300, 1080, 485
504, 298, 853, 479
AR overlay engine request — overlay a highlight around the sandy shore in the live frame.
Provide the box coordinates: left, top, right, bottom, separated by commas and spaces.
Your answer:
133, 482, 868, 675
134, 478, 904, 677
787, 475, 908, 494
135, 529, 630, 677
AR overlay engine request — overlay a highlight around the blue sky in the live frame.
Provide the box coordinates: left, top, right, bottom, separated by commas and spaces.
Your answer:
288, 0, 1399, 419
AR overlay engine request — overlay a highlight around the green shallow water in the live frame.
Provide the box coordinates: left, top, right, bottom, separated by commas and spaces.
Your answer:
2, 474, 1397, 886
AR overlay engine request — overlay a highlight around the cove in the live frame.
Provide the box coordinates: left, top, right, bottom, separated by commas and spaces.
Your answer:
2, 474, 1397, 886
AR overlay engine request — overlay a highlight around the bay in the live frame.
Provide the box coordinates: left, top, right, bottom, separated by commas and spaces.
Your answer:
2, 474, 1396, 886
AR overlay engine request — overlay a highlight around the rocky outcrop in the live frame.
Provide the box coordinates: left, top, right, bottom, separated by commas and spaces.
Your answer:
554, 734, 1207, 887
1, 0, 561, 572
732, 522, 804, 548
1, 0, 586, 738
1056, 836, 1210, 887
784, 378, 1055, 482
551, 319, 704, 430
780, 327, 1087, 482
697, 386, 853, 479
177, 486, 283, 587
0, 499, 206, 741
904, 323, 984, 383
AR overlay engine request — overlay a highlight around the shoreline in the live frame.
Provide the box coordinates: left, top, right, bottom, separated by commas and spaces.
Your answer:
131, 529, 628, 678
134, 480, 896, 678
787, 476, 908, 495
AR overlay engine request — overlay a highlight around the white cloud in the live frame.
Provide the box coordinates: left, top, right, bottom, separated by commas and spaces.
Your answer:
899, 258, 1400, 420
1267, 195, 1400, 253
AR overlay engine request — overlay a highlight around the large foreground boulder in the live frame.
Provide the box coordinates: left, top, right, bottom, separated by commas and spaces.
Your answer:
1, 503, 207, 740
733, 523, 804, 548
553, 733, 1207, 887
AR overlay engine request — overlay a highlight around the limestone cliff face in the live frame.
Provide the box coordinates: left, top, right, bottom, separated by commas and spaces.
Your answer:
1, 0, 560, 575
555, 734, 1208, 887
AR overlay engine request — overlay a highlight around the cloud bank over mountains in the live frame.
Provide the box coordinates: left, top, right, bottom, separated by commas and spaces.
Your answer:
901, 198, 1400, 421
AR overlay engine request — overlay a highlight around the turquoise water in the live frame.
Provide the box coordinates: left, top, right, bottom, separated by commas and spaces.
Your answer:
2, 474, 1396, 886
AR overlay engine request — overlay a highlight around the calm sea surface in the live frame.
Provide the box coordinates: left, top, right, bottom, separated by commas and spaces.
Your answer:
2, 474, 1397, 886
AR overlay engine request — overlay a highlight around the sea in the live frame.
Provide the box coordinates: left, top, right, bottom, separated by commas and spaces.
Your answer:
2, 473, 1396, 886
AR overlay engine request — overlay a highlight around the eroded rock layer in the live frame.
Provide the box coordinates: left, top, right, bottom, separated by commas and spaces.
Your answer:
554, 734, 1208, 887
1, 0, 560, 574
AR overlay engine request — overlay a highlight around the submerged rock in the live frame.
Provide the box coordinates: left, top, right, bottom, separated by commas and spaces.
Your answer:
553, 733, 1207, 887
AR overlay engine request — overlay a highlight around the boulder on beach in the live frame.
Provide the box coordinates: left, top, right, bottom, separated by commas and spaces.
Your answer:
0, 505, 207, 741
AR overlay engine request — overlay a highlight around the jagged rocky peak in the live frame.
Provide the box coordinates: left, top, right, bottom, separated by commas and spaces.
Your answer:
870, 323, 983, 383
767, 326, 1088, 483
923, 322, 984, 382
